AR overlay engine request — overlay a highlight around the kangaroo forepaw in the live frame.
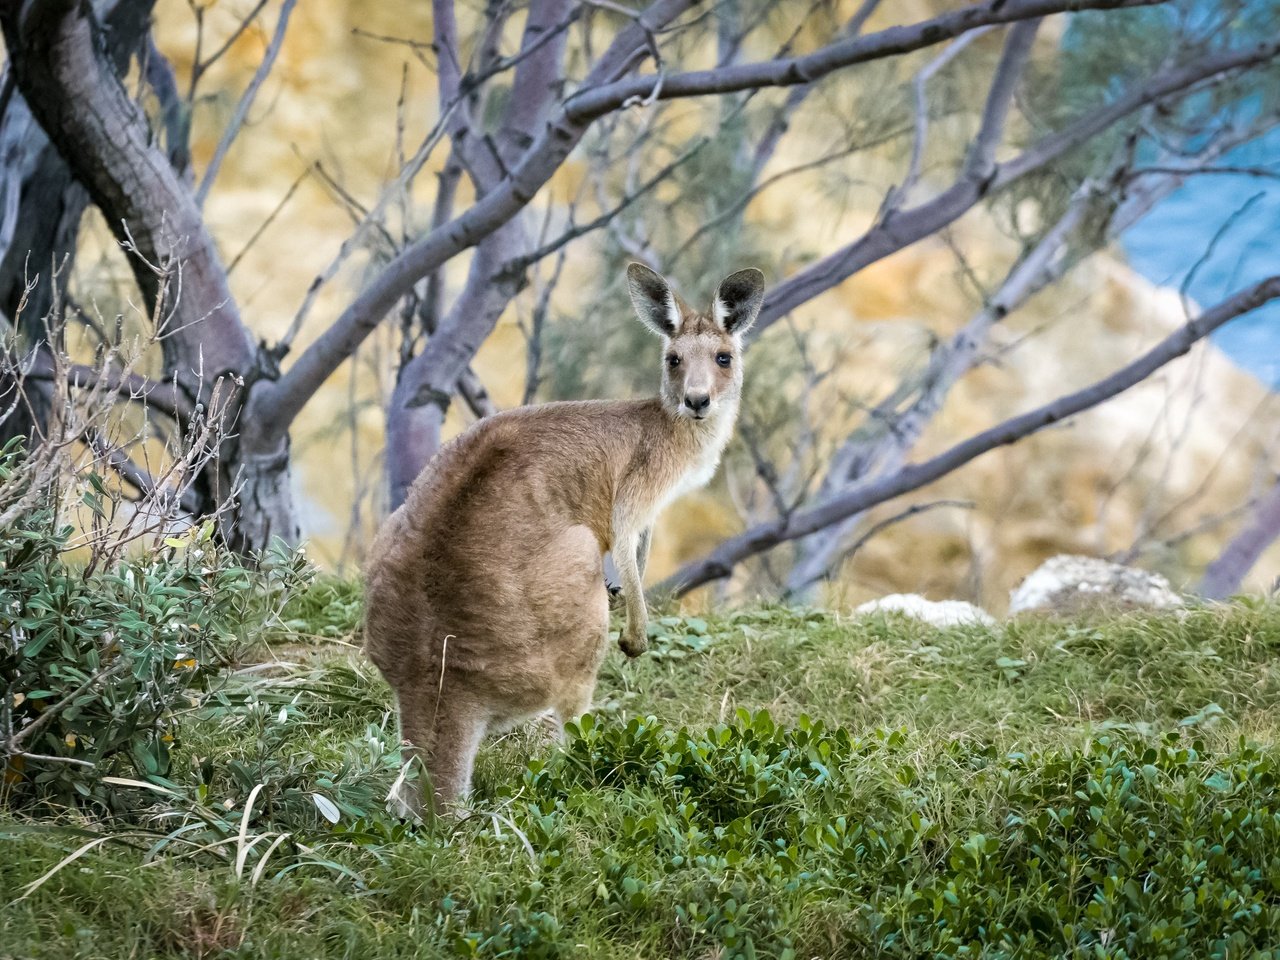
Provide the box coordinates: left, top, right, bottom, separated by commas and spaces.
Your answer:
618, 631, 648, 658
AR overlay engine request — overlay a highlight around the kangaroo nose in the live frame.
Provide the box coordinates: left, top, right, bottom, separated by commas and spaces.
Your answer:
684, 393, 711, 414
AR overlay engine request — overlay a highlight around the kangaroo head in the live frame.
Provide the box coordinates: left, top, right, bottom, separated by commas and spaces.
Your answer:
626, 263, 765, 422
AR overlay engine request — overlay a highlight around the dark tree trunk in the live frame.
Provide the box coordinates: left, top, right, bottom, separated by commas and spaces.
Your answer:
0, 93, 86, 330
0, 0, 155, 448
1, 0, 298, 551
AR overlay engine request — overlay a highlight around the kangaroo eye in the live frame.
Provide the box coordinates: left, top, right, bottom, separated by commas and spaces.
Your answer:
667, 354, 681, 369
716, 353, 732, 368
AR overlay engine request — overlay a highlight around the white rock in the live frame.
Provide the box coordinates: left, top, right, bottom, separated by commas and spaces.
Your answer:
855, 594, 996, 628
1008, 554, 1182, 614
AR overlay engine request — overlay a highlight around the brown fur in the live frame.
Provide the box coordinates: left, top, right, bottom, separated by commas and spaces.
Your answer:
363, 264, 765, 815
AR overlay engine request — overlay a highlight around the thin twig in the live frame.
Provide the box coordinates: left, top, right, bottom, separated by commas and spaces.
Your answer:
188, 0, 271, 100
195, 0, 298, 208
226, 165, 311, 274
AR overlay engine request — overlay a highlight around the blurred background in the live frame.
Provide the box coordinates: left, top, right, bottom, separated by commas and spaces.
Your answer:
5, 0, 1279, 611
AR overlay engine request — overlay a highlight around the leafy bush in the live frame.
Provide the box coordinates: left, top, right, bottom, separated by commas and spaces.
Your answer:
1, 501, 308, 810
495, 715, 1280, 959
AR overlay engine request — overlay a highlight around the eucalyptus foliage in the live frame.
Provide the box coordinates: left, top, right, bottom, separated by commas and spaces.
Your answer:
0, 452, 309, 811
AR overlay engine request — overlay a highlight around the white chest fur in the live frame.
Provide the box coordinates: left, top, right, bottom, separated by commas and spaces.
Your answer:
656, 411, 734, 515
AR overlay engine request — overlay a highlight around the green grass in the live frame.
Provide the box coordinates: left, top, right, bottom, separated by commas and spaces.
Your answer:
6, 589, 1280, 959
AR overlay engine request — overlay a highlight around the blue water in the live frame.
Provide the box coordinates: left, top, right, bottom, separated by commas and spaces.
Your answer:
1122, 127, 1280, 388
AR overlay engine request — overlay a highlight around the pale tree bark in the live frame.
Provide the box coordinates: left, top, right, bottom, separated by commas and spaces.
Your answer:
1198, 477, 1280, 600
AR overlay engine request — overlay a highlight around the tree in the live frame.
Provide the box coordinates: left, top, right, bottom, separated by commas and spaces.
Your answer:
1, 0, 1277, 573
1199, 477, 1280, 599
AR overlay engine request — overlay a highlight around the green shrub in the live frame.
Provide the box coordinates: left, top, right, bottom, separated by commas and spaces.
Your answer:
516, 715, 1280, 959
0, 503, 309, 811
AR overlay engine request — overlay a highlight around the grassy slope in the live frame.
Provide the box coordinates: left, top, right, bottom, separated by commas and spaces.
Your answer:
5, 593, 1280, 959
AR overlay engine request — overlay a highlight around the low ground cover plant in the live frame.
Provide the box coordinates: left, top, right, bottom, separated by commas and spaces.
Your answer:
5, 584, 1280, 958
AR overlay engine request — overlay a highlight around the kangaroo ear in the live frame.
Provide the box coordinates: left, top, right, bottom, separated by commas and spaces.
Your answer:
626, 263, 680, 337
713, 268, 766, 335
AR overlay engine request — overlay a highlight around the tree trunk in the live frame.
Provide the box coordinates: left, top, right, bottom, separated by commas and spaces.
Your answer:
222, 430, 300, 552
0, 0, 155, 447
385, 224, 527, 507
2, 0, 298, 552
1198, 477, 1280, 600
0, 89, 86, 331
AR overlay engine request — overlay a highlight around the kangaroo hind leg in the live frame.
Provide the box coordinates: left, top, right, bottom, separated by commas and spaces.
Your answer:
390, 687, 488, 818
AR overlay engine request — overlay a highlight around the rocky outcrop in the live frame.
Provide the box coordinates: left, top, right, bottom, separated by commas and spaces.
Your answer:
1008, 554, 1183, 615
855, 593, 996, 628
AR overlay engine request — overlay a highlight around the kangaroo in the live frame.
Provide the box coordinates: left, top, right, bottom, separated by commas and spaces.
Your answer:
363, 263, 765, 816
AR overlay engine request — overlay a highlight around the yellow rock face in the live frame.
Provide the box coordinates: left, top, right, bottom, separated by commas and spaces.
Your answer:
117, 1, 1277, 604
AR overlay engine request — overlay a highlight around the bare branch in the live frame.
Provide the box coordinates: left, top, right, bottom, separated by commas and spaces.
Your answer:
497, 0, 577, 165
1179, 191, 1263, 314
85, 428, 200, 516
660, 275, 1280, 594
226, 163, 309, 274
432, 0, 465, 109
903, 27, 995, 201
675, 123, 913, 262
188, 0, 271, 100
785, 187, 1094, 592
964, 19, 1040, 179
1131, 164, 1280, 180
23, 358, 191, 422
566, 0, 1160, 118
522, 242, 568, 405
194, 0, 297, 208
1199, 476, 1280, 600
267, 0, 1179, 442
516, 133, 709, 270
143, 36, 191, 179
802, 498, 975, 594
847, 0, 883, 37
755, 35, 1280, 335
748, 0, 882, 177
